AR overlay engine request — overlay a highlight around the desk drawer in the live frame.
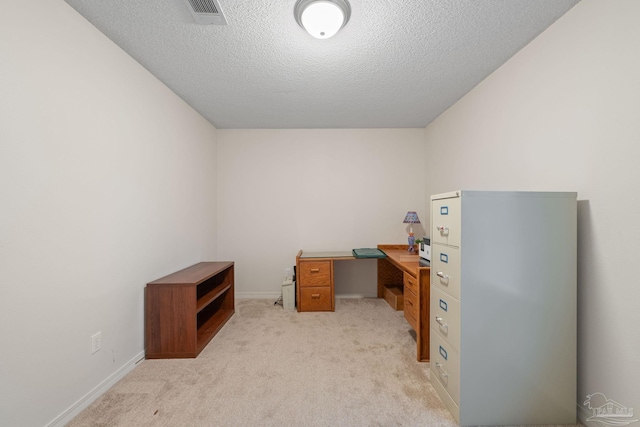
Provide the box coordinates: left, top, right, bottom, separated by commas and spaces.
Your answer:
299, 261, 331, 287
300, 286, 332, 311
404, 286, 418, 330
403, 271, 418, 296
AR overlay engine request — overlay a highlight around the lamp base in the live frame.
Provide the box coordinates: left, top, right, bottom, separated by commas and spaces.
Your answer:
408, 234, 415, 252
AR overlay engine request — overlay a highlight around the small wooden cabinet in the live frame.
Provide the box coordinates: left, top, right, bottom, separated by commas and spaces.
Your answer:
296, 255, 335, 312
145, 262, 234, 358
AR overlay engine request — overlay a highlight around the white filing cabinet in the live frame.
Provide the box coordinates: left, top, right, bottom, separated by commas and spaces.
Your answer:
429, 191, 577, 426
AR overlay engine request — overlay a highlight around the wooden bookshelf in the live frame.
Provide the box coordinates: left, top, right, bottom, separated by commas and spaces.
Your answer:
145, 262, 234, 359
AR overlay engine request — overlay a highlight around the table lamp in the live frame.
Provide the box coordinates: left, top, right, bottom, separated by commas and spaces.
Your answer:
403, 211, 420, 252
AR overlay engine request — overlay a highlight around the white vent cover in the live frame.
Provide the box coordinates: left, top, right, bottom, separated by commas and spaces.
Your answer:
182, 0, 227, 25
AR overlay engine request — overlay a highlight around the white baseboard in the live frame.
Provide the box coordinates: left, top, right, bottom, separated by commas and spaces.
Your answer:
335, 293, 378, 298
46, 350, 145, 427
236, 292, 281, 299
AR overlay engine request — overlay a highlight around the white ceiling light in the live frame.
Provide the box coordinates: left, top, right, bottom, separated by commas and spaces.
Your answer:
294, 0, 351, 39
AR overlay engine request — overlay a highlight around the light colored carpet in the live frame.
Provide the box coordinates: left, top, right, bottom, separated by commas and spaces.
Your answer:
69, 298, 456, 426
66, 299, 453, 426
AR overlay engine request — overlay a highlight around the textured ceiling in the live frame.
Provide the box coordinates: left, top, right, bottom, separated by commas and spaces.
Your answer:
64, 0, 579, 129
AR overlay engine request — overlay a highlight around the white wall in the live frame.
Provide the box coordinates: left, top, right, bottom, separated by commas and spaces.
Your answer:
217, 129, 426, 298
0, 1, 218, 426
423, 0, 640, 421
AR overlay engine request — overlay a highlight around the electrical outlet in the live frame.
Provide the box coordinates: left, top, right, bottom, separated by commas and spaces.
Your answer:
91, 332, 102, 354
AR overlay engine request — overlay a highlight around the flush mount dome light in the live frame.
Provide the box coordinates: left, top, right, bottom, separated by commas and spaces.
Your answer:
294, 0, 351, 39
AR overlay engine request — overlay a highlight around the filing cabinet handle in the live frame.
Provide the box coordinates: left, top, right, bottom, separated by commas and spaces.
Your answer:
435, 316, 448, 330
436, 272, 449, 283
310, 268, 320, 273
436, 225, 449, 235
435, 362, 449, 378
311, 293, 320, 298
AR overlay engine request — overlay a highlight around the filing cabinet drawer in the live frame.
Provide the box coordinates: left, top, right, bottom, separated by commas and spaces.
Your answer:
431, 245, 461, 299
431, 332, 460, 405
431, 195, 461, 247
300, 286, 332, 311
431, 286, 460, 351
403, 271, 418, 296
299, 261, 331, 287
403, 287, 418, 330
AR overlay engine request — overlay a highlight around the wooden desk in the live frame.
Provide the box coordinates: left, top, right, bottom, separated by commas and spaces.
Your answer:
295, 250, 356, 312
377, 245, 430, 362
295, 246, 430, 362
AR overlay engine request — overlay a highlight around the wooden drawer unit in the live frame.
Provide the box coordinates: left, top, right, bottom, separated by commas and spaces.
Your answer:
300, 286, 333, 311
403, 285, 418, 330
403, 271, 418, 329
296, 255, 334, 312
299, 261, 331, 286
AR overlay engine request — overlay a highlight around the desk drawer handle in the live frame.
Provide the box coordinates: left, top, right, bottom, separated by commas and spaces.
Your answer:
311, 293, 321, 299
310, 268, 320, 273
436, 362, 449, 378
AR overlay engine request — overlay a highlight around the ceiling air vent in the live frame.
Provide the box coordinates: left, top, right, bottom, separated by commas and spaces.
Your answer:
182, 0, 227, 25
